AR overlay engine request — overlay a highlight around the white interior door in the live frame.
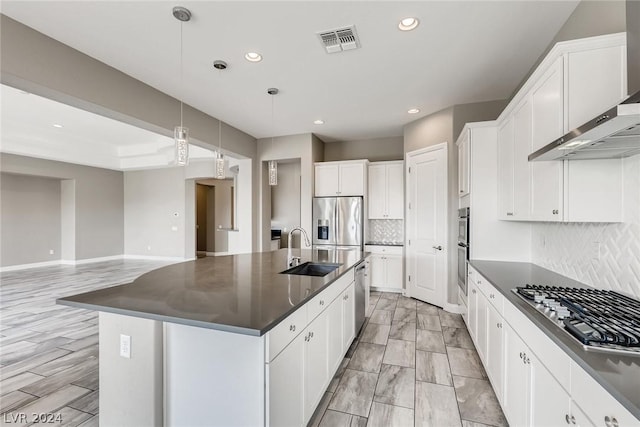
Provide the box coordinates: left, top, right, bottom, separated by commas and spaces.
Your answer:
406, 144, 447, 307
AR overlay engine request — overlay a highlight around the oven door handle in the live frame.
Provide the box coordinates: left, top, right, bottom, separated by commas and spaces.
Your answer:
458, 242, 468, 248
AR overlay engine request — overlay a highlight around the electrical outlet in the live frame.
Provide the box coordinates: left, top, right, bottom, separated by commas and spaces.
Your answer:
120, 334, 131, 358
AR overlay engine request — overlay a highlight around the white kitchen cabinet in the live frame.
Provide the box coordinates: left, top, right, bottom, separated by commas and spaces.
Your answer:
268, 332, 305, 427
497, 117, 515, 219
530, 352, 572, 427
365, 245, 403, 292
342, 283, 355, 351
571, 361, 638, 427
368, 161, 404, 219
486, 303, 504, 402
304, 311, 329, 418
512, 97, 532, 220
327, 293, 344, 375
503, 322, 530, 427
475, 288, 488, 362
314, 160, 367, 197
530, 56, 564, 222
567, 44, 627, 130
457, 130, 470, 198
467, 279, 479, 342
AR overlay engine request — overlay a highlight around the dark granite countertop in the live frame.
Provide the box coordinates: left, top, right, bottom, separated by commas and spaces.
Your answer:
58, 248, 365, 336
470, 260, 640, 420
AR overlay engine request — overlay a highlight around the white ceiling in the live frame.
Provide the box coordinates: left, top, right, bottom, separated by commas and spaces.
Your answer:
1, 1, 580, 143
0, 84, 218, 170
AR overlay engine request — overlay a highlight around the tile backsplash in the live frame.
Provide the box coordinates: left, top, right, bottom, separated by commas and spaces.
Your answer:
531, 154, 640, 299
367, 219, 404, 244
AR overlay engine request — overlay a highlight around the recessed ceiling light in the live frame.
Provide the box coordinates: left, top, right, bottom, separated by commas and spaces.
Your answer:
313, 119, 325, 125
407, 108, 420, 114
398, 17, 419, 31
52, 124, 64, 128
244, 52, 262, 62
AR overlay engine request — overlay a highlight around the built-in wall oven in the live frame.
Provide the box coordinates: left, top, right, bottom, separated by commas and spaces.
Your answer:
457, 208, 470, 296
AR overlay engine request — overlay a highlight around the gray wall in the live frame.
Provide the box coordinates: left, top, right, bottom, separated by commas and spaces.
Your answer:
124, 167, 186, 258
453, 100, 508, 142
324, 137, 404, 162
1, 173, 61, 267
271, 161, 301, 247
1, 153, 124, 262
510, 0, 627, 101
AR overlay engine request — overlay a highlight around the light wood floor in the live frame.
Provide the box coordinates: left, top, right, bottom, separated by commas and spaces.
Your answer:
1, 261, 506, 426
0, 260, 170, 426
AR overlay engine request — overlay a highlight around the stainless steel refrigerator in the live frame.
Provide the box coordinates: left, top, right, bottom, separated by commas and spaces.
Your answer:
312, 196, 363, 249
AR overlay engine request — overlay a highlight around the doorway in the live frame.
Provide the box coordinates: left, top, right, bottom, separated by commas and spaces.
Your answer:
405, 143, 448, 308
195, 179, 235, 256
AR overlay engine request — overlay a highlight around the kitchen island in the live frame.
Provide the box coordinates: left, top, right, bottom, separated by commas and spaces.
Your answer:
58, 248, 366, 427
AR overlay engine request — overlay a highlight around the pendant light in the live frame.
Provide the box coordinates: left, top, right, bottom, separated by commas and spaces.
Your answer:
215, 119, 226, 179
267, 87, 279, 186
173, 6, 191, 166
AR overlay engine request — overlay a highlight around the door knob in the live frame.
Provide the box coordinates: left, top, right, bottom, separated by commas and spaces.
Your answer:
432, 245, 443, 251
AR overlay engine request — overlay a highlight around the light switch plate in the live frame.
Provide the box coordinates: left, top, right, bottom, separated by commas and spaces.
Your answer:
120, 334, 131, 358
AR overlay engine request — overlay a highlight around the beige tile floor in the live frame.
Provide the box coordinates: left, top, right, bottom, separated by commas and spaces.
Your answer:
1, 261, 507, 427
307, 291, 508, 427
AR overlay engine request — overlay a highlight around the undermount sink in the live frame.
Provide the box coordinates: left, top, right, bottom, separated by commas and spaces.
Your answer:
280, 262, 341, 277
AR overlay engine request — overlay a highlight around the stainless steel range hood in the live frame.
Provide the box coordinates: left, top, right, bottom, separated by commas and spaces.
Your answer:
529, 91, 640, 161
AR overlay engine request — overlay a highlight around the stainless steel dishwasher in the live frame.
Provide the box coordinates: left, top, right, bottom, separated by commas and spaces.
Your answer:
354, 261, 366, 333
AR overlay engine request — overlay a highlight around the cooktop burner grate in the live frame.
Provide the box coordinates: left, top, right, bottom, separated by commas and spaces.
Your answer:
513, 284, 640, 356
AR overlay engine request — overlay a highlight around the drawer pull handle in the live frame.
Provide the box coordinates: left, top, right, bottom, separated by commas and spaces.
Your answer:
289, 324, 296, 332
519, 352, 524, 359
320, 300, 325, 306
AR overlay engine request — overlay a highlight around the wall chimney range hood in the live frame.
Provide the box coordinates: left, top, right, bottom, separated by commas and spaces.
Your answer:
529, 91, 640, 161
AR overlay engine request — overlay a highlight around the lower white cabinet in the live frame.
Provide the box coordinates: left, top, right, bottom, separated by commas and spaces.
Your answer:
486, 303, 504, 401
366, 245, 403, 291
268, 281, 355, 426
503, 322, 531, 427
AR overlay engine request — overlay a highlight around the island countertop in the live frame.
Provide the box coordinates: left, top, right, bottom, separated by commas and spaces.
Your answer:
58, 248, 366, 336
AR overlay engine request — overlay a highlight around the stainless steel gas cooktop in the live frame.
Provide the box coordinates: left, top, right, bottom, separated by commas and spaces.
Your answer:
513, 284, 640, 356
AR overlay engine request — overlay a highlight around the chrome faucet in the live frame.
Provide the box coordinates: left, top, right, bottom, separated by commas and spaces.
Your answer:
287, 227, 311, 267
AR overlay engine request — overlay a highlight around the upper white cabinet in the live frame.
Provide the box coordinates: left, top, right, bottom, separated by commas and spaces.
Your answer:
457, 131, 470, 198
496, 33, 627, 223
368, 161, 404, 219
530, 56, 565, 222
315, 160, 367, 197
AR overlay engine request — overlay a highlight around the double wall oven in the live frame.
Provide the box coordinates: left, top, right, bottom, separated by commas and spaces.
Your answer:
457, 208, 470, 296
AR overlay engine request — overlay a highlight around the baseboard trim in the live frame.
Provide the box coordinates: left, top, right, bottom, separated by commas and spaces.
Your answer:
123, 255, 189, 262
60, 255, 124, 265
0, 260, 61, 272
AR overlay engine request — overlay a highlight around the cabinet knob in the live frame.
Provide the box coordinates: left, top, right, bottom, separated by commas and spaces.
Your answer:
519, 352, 524, 359
320, 300, 325, 306
289, 324, 296, 332
506, 212, 514, 216
310, 331, 314, 338
565, 414, 571, 425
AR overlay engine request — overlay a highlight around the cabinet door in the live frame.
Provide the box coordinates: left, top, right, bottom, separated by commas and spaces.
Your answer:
369, 254, 386, 288
342, 283, 356, 350
304, 313, 329, 420
497, 117, 515, 219
327, 296, 344, 375
384, 255, 403, 290
503, 324, 530, 427
467, 281, 478, 342
386, 163, 404, 219
268, 334, 305, 427
458, 131, 470, 197
339, 163, 365, 196
530, 353, 571, 427
368, 164, 386, 219
567, 46, 626, 130
315, 164, 340, 197
486, 303, 504, 402
531, 57, 564, 221
512, 98, 532, 220
476, 292, 488, 362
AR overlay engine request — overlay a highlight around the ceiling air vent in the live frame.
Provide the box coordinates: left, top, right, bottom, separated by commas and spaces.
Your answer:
317, 25, 360, 54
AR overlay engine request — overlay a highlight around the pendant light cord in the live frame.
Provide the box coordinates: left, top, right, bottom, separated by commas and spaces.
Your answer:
271, 93, 275, 151
179, 21, 184, 128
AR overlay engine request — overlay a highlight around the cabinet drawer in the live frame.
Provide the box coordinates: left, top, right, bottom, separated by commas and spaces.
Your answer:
477, 278, 504, 315
267, 306, 308, 362
571, 362, 638, 427
503, 299, 571, 391
364, 245, 403, 255
308, 271, 353, 321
